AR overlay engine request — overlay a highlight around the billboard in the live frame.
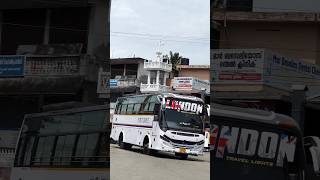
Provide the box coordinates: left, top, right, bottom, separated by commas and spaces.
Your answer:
173, 77, 193, 90
212, 49, 264, 84
212, 48, 320, 97
0, 56, 25, 77
173, 77, 210, 93
264, 50, 320, 96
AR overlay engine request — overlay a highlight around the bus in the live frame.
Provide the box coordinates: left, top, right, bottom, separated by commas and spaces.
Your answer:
11, 104, 109, 180
110, 93, 206, 159
211, 103, 320, 180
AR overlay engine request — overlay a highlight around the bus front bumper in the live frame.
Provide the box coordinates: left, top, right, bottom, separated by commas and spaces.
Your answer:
157, 140, 204, 156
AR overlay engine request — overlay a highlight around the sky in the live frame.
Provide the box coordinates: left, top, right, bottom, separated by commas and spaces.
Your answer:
110, 0, 210, 65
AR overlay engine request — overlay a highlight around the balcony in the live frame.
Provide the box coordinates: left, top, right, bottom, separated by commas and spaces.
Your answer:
0, 55, 92, 94
140, 83, 169, 93
24, 55, 85, 76
110, 79, 138, 88
144, 61, 172, 72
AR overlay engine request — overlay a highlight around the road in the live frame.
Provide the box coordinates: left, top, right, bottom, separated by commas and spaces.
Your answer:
110, 143, 210, 180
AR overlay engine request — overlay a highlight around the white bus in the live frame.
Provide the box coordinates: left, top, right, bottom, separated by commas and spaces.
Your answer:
11, 104, 109, 180
110, 93, 206, 159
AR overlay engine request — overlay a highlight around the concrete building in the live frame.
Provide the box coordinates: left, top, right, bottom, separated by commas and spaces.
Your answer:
211, 0, 320, 136
212, 1, 320, 65
109, 57, 147, 102
0, 0, 111, 129
176, 65, 210, 81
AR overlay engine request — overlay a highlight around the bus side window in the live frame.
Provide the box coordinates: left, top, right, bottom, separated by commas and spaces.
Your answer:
127, 104, 134, 114
144, 103, 150, 113
133, 103, 141, 114
148, 103, 155, 112
115, 104, 119, 114
121, 104, 127, 115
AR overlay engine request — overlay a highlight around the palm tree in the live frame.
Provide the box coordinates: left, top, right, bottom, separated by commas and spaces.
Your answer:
165, 51, 183, 77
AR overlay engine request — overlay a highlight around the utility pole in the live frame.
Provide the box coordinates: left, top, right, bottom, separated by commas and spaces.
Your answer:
291, 85, 308, 135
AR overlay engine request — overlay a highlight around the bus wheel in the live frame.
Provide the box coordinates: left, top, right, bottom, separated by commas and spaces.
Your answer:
118, 134, 132, 150
175, 153, 188, 160
142, 138, 150, 155
118, 133, 125, 149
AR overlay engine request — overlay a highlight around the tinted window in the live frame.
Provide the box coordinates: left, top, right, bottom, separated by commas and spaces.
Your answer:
54, 135, 76, 166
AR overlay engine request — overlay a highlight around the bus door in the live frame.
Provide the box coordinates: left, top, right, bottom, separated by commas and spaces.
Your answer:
151, 104, 161, 138
211, 116, 304, 180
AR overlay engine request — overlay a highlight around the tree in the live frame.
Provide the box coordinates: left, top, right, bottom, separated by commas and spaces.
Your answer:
164, 51, 183, 77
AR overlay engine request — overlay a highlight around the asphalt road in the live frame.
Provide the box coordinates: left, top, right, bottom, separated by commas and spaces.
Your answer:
110, 143, 210, 180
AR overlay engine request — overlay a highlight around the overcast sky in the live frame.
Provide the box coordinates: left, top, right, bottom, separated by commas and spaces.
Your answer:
110, 0, 210, 65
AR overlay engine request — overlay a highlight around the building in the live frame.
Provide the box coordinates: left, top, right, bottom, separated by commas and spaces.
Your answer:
211, 0, 320, 136
176, 65, 210, 81
0, 0, 111, 129
212, 0, 320, 65
109, 57, 147, 102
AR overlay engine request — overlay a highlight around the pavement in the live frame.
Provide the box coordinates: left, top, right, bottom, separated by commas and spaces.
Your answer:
110, 143, 210, 180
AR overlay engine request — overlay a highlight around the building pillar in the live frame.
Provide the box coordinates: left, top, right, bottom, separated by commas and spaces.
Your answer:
87, 0, 108, 55
123, 64, 126, 76
43, 8, 51, 44
156, 70, 160, 84
147, 72, 150, 84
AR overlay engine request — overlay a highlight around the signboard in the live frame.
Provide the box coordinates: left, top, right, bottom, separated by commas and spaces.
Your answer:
212, 49, 264, 84
0, 56, 25, 77
173, 77, 210, 93
263, 50, 320, 96
165, 98, 204, 115
110, 79, 118, 88
173, 77, 193, 90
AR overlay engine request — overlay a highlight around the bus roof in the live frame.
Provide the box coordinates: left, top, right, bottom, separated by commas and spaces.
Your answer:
25, 104, 108, 118
212, 103, 301, 132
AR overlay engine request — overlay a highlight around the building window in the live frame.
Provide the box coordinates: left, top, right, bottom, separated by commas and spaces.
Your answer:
150, 71, 157, 84
49, 7, 89, 53
111, 64, 124, 79
159, 72, 165, 85
1, 9, 46, 55
126, 64, 138, 78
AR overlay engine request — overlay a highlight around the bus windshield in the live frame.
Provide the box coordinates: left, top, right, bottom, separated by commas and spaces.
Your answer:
164, 109, 203, 133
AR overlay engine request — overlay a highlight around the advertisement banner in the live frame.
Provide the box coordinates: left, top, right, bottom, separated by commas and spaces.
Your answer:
0, 56, 25, 77
212, 49, 264, 84
264, 50, 320, 96
173, 77, 193, 90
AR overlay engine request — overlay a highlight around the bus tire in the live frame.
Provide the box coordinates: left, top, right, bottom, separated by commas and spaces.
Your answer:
175, 153, 188, 160
142, 137, 151, 155
118, 133, 125, 149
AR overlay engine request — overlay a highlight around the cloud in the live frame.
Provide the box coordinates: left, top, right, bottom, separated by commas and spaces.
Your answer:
111, 0, 210, 65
